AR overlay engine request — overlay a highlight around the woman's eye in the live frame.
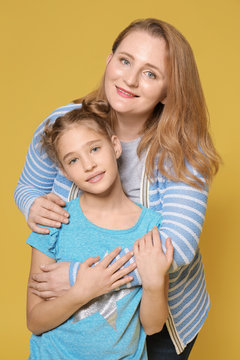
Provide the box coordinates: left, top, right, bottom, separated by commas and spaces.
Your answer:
120, 58, 130, 66
145, 71, 156, 79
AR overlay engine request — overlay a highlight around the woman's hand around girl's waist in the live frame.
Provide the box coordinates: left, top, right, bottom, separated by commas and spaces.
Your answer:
28, 247, 136, 300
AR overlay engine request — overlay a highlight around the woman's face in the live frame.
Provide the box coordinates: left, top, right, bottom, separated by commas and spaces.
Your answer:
104, 30, 168, 121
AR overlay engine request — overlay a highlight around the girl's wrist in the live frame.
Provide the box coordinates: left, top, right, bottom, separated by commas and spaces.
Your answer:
142, 280, 166, 294
68, 283, 90, 307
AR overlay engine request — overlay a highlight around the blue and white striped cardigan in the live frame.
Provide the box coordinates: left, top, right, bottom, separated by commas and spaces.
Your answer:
14, 103, 210, 354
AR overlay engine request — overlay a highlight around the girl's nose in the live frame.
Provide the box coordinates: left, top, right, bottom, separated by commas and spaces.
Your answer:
81, 155, 96, 171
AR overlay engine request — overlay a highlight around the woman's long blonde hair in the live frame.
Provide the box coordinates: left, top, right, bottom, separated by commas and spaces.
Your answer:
74, 18, 220, 189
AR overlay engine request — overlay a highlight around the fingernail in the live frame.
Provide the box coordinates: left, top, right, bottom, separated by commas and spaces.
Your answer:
40, 264, 46, 268
63, 218, 69, 224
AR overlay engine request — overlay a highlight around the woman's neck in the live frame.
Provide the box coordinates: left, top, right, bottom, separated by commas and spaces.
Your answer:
114, 113, 146, 141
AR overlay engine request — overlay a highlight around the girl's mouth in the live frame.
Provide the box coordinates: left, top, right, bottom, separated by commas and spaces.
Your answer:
86, 172, 105, 183
115, 86, 139, 98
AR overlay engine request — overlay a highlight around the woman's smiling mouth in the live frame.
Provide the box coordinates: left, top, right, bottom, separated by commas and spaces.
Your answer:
115, 85, 139, 98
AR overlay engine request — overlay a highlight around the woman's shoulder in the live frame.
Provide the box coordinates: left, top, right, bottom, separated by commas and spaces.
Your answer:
46, 103, 82, 122
33, 103, 82, 139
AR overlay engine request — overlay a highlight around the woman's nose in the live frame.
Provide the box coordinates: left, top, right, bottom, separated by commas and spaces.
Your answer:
124, 69, 139, 88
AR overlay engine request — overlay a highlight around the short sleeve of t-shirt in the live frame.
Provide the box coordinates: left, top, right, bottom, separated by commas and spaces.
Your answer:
26, 227, 60, 259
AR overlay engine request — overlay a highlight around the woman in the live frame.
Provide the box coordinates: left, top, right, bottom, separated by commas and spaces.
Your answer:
15, 18, 220, 359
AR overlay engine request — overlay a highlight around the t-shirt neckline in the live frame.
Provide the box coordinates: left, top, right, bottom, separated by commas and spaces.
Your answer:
76, 197, 146, 235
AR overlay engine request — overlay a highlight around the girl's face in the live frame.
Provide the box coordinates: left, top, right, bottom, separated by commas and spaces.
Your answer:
57, 123, 122, 196
104, 30, 168, 121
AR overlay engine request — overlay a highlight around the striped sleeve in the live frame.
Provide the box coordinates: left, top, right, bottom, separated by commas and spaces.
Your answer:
14, 103, 81, 220
149, 166, 208, 272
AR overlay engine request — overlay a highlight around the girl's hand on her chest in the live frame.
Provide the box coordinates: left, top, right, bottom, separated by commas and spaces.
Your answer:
72, 247, 136, 304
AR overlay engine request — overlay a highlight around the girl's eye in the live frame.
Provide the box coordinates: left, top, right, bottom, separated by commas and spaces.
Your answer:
69, 158, 78, 165
120, 58, 130, 66
145, 71, 156, 79
91, 146, 100, 153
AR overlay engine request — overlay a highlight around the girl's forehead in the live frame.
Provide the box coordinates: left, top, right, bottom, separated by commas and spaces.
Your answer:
65, 121, 101, 134
59, 122, 110, 144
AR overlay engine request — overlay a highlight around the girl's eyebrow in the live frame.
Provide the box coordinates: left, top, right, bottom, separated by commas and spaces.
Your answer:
62, 139, 102, 161
118, 51, 164, 77
63, 152, 77, 161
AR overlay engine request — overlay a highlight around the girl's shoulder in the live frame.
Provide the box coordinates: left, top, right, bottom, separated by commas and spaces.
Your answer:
26, 198, 80, 258
140, 205, 162, 228
26, 226, 60, 259
64, 197, 80, 214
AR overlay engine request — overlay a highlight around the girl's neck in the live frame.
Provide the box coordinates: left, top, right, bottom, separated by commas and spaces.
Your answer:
80, 179, 141, 230
80, 187, 127, 213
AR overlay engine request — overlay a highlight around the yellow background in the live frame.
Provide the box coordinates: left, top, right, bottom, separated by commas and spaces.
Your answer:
1, 0, 240, 359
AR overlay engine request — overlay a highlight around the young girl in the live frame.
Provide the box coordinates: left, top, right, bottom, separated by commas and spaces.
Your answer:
26, 100, 173, 359
16, 18, 220, 359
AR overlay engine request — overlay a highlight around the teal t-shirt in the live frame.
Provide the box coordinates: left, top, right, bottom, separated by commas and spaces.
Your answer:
27, 198, 162, 360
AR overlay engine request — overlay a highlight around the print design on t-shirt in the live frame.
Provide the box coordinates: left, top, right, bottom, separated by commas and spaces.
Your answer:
73, 287, 133, 330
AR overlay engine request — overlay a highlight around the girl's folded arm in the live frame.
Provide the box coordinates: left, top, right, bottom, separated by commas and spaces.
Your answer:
27, 248, 85, 335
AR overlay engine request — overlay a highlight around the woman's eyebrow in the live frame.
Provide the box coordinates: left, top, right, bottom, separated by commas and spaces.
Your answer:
118, 51, 164, 77
119, 51, 135, 60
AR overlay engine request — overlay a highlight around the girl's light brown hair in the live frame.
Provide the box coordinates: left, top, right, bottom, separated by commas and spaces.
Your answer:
74, 18, 221, 189
41, 100, 114, 166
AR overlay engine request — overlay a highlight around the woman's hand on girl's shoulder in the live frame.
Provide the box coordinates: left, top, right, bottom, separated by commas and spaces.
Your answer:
28, 193, 69, 234
133, 226, 173, 291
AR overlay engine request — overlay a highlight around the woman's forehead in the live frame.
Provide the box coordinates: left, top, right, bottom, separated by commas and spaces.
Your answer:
115, 30, 168, 71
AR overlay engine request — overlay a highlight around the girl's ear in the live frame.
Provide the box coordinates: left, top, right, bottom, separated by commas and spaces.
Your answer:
106, 53, 113, 65
111, 135, 122, 159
